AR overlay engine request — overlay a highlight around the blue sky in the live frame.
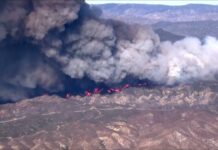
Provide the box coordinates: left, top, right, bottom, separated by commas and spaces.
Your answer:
86, 0, 218, 5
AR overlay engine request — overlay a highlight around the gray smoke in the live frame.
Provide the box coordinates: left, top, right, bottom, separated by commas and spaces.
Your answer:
0, 0, 82, 101
44, 20, 160, 83
25, 0, 81, 40
0, 0, 28, 39
1, 0, 218, 102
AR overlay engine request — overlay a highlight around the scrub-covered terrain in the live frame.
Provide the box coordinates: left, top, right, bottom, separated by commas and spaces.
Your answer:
0, 82, 218, 150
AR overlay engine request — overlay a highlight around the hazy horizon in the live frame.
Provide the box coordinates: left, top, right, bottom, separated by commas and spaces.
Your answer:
87, 0, 218, 5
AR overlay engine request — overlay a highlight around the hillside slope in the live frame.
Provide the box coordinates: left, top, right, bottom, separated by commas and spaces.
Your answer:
0, 82, 218, 149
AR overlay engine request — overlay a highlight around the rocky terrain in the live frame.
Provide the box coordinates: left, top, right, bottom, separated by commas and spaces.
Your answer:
0, 82, 218, 150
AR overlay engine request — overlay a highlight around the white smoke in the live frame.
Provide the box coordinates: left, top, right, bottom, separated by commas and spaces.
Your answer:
160, 36, 218, 84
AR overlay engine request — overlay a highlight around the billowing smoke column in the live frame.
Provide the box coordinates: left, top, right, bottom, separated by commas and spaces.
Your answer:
1, 0, 218, 102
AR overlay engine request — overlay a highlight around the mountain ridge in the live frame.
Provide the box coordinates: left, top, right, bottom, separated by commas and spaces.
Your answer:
95, 4, 218, 24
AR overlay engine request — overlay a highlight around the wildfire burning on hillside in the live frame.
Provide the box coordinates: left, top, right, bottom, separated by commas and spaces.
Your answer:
1, 1, 218, 149
1, 0, 218, 103
62, 79, 149, 99
67, 83, 133, 97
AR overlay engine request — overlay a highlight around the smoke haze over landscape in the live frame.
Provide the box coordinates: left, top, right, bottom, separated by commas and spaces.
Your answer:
1, 0, 218, 102
1, 1, 218, 150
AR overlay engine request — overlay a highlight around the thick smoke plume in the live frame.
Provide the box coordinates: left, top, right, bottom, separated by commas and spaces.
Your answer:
0, 0, 218, 102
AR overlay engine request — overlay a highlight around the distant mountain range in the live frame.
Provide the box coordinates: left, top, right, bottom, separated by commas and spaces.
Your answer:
153, 21, 218, 39
95, 4, 218, 24
94, 4, 218, 40
154, 28, 184, 42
